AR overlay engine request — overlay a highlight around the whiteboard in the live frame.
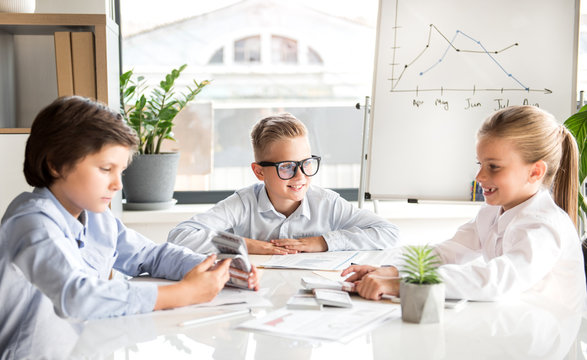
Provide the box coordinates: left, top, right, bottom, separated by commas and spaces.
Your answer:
366, 0, 579, 201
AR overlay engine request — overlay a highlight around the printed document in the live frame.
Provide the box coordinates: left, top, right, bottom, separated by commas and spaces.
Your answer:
238, 302, 398, 343
258, 250, 402, 271
259, 251, 359, 270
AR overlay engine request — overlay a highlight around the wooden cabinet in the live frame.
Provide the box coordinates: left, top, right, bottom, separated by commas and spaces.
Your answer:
0, 13, 119, 133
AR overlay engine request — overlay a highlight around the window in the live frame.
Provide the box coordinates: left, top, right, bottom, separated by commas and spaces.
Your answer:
271, 35, 297, 64
308, 47, 323, 65
120, 0, 379, 201
208, 48, 223, 64
234, 35, 261, 63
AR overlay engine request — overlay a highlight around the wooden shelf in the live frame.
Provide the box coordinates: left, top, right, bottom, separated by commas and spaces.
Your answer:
0, 13, 119, 133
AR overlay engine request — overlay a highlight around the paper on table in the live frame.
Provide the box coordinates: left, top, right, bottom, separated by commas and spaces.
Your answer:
348, 250, 403, 267
237, 302, 398, 343
259, 251, 359, 271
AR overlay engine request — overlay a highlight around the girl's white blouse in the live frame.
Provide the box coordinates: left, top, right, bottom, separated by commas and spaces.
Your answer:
435, 190, 586, 309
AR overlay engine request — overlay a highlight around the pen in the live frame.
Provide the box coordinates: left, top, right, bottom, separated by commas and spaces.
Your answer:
178, 308, 251, 327
382, 294, 401, 303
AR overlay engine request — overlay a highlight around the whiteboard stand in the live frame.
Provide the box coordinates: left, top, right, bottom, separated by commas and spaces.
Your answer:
357, 96, 371, 209
373, 199, 380, 214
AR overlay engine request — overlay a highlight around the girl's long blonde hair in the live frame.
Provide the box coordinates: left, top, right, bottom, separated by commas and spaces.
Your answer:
478, 106, 579, 227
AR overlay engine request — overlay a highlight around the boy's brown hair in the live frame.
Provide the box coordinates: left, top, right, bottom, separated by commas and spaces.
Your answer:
24, 96, 138, 188
250, 113, 307, 161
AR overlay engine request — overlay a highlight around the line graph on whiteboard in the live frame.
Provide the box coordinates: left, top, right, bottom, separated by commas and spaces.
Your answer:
366, 0, 575, 202
385, 0, 554, 98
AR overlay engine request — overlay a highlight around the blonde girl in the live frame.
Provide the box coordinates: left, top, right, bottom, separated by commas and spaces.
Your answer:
343, 105, 586, 309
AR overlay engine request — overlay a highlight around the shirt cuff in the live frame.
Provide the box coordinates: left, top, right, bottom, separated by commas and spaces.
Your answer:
179, 255, 205, 278
129, 282, 158, 314
322, 232, 342, 251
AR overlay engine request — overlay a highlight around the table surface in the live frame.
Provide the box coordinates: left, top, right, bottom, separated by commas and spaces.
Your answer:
44, 254, 587, 359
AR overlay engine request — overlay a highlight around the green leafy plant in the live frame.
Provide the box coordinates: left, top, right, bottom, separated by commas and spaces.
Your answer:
563, 104, 587, 218
401, 245, 442, 285
120, 64, 209, 154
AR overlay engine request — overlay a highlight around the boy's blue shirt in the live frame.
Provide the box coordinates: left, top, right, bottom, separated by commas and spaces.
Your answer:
0, 187, 204, 355
168, 183, 400, 253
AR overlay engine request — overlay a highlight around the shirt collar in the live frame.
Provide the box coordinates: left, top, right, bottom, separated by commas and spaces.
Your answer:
256, 183, 311, 220
34, 187, 87, 248
496, 189, 544, 232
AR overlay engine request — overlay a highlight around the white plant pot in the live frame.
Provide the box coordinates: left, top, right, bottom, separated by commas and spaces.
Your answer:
400, 281, 445, 324
0, 0, 35, 13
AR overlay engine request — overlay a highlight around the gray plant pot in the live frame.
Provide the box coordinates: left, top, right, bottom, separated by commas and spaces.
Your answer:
400, 281, 445, 324
122, 152, 180, 205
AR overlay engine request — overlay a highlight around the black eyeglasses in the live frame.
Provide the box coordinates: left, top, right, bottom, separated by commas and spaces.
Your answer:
257, 156, 321, 180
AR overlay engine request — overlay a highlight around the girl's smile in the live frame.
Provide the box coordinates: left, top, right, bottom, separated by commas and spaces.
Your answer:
475, 136, 544, 211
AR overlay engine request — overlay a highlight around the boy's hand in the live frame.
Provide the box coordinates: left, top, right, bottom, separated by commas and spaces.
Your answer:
154, 254, 231, 310
270, 236, 328, 252
179, 255, 231, 302
245, 237, 297, 255
229, 265, 261, 291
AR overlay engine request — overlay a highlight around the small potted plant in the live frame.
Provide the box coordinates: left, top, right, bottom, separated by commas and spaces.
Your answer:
399, 244, 445, 324
120, 64, 209, 209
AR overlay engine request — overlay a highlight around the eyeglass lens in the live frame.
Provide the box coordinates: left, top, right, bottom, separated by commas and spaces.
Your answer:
277, 157, 319, 179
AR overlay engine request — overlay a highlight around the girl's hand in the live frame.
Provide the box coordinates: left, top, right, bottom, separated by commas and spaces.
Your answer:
229, 265, 261, 291
340, 265, 378, 283
355, 266, 400, 300
154, 254, 231, 310
270, 236, 328, 253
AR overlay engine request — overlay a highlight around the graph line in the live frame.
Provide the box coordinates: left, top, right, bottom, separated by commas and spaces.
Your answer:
390, 23, 528, 92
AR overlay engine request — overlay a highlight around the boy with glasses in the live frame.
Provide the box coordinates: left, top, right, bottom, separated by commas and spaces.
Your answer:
168, 113, 400, 254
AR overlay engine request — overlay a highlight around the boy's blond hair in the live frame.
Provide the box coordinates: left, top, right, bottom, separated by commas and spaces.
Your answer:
478, 105, 579, 227
251, 113, 308, 161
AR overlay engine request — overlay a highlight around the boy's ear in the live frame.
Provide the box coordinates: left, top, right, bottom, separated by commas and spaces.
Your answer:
47, 161, 60, 178
251, 163, 264, 181
529, 160, 547, 183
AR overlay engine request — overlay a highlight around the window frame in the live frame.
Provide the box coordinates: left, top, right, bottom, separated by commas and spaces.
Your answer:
116, 0, 360, 204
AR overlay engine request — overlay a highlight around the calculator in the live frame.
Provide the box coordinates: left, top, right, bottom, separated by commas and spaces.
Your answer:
313, 289, 353, 308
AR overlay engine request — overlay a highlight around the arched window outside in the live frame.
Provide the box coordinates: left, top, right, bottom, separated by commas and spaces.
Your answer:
234, 35, 261, 63
308, 46, 324, 65
271, 35, 297, 64
208, 47, 223, 64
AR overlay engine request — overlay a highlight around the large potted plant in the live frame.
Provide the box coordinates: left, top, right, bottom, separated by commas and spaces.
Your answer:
120, 64, 209, 209
399, 245, 445, 324
563, 104, 587, 277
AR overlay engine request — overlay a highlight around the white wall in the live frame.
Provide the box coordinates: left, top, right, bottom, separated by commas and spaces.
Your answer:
35, 0, 110, 14
0, 134, 32, 216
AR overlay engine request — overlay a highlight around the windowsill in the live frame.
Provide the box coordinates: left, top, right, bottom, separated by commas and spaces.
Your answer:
121, 200, 483, 224
121, 204, 213, 224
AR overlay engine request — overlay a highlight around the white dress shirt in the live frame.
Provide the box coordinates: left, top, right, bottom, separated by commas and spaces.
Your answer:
168, 183, 400, 253
0, 188, 205, 357
434, 190, 586, 309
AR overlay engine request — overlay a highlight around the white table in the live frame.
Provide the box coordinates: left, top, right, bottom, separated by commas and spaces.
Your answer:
52, 254, 587, 359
